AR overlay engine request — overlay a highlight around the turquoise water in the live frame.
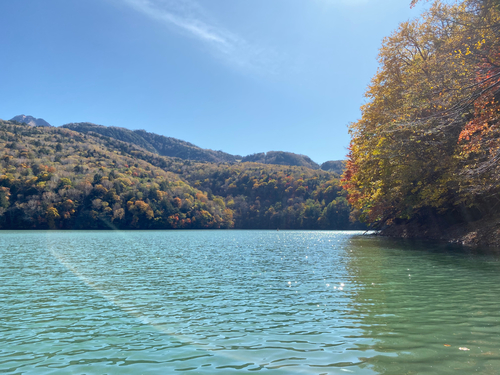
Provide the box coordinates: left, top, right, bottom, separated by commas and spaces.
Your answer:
1, 230, 500, 374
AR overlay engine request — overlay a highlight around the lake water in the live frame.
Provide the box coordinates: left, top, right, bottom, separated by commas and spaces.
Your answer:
1, 230, 500, 374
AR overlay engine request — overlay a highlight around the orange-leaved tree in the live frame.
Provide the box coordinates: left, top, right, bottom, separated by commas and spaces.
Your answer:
343, 0, 500, 227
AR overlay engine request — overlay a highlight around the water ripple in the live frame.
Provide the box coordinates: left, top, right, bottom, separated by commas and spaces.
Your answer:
1, 231, 500, 374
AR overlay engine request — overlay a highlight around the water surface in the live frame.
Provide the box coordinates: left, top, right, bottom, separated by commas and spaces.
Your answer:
1, 230, 500, 374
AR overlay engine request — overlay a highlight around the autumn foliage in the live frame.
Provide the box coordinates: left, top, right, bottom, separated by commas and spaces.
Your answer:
0, 120, 358, 230
343, 0, 500, 228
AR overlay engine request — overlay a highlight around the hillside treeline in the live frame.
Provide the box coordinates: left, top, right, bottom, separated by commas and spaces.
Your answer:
343, 0, 500, 230
61, 122, 343, 171
241, 151, 320, 170
62, 122, 238, 163
0, 120, 358, 230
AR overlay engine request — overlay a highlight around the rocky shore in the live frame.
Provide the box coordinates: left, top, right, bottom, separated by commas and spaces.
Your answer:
380, 216, 500, 249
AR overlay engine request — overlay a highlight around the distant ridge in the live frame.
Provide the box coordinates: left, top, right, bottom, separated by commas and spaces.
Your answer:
320, 160, 345, 175
133, 129, 239, 163
10, 115, 51, 127
61, 122, 239, 163
62, 123, 158, 153
60, 120, 344, 169
242, 151, 320, 169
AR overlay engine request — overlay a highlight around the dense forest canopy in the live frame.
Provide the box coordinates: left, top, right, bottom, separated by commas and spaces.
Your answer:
342, 0, 500, 229
0, 120, 360, 230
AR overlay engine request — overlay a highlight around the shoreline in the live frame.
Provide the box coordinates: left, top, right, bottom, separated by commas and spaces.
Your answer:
380, 217, 500, 249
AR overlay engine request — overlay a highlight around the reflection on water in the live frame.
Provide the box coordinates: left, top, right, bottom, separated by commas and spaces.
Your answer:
1, 230, 499, 374
347, 236, 500, 374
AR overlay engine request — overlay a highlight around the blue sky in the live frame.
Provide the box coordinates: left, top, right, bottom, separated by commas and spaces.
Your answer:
0, 0, 427, 163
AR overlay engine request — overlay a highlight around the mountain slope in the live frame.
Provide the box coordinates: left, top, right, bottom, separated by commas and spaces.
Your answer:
11, 115, 51, 127
61, 123, 157, 153
0, 120, 358, 230
62, 122, 238, 163
61, 122, 346, 173
134, 129, 238, 163
241, 151, 320, 169
320, 160, 345, 175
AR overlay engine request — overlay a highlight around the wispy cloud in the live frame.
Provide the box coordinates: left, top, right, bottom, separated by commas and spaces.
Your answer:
119, 0, 275, 73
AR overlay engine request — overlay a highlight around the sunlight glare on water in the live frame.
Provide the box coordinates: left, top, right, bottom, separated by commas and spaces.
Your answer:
1, 230, 500, 374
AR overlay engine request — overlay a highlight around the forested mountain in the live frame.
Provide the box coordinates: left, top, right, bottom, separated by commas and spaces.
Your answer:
241, 151, 319, 169
343, 0, 500, 245
62, 123, 157, 152
321, 160, 345, 175
62, 122, 238, 163
61, 122, 346, 171
11, 115, 51, 127
0, 120, 360, 230
134, 129, 238, 163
